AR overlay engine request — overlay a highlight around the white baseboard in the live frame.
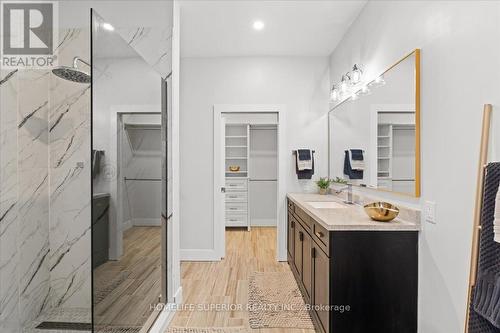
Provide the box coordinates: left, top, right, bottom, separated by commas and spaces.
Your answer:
148, 287, 182, 333
173, 286, 183, 305
180, 248, 220, 261
133, 218, 161, 226
251, 218, 277, 227
123, 219, 133, 231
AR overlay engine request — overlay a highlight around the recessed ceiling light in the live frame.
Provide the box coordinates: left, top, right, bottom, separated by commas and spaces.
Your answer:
102, 22, 114, 31
253, 20, 265, 31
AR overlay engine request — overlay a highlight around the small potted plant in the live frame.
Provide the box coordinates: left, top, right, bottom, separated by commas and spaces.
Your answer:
316, 177, 333, 195
332, 177, 348, 185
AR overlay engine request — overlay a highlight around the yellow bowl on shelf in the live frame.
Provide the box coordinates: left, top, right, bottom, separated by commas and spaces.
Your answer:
229, 165, 240, 172
364, 202, 400, 222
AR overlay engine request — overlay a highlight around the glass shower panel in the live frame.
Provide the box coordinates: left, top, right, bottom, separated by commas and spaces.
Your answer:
91, 10, 166, 332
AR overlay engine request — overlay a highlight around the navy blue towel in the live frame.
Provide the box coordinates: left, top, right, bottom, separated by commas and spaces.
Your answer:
350, 149, 364, 161
343, 150, 363, 180
295, 150, 314, 179
297, 149, 311, 161
471, 162, 500, 330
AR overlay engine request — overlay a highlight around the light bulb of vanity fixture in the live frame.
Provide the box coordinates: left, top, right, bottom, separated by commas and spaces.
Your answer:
370, 75, 386, 87
350, 91, 359, 101
358, 84, 370, 96
330, 85, 339, 101
350, 64, 363, 84
340, 74, 350, 92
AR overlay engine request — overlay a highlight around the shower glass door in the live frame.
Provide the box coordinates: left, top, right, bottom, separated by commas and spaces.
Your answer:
91, 9, 169, 332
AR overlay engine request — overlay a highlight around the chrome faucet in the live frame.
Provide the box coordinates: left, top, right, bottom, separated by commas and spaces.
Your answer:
335, 183, 353, 204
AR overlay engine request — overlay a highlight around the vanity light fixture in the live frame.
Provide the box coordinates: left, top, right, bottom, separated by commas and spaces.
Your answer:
330, 63, 372, 104
102, 22, 115, 31
253, 20, 265, 31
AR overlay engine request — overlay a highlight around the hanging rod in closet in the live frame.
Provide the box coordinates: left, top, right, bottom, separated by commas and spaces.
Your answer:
249, 179, 278, 181
124, 177, 161, 181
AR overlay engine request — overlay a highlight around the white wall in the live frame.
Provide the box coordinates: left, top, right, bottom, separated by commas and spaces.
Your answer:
180, 56, 330, 253
93, 57, 161, 194
328, 1, 500, 332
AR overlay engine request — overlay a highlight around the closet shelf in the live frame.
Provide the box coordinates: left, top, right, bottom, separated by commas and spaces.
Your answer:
225, 135, 247, 139
226, 145, 247, 148
226, 157, 247, 160
378, 136, 390, 138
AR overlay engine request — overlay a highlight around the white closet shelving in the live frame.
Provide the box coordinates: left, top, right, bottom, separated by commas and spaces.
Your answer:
225, 124, 250, 229
377, 123, 393, 190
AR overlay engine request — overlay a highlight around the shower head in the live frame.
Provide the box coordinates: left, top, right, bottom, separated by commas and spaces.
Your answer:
52, 57, 90, 83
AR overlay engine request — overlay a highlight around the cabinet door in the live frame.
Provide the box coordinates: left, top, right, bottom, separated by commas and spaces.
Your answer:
287, 213, 295, 261
313, 246, 330, 333
294, 224, 303, 277
302, 232, 312, 301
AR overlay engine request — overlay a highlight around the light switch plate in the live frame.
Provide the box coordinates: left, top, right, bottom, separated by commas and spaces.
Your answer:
425, 201, 436, 224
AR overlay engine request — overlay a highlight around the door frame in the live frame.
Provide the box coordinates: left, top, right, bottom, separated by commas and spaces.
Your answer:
213, 104, 287, 261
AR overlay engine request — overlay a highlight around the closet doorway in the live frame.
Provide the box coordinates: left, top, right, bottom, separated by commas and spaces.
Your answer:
214, 105, 287, 261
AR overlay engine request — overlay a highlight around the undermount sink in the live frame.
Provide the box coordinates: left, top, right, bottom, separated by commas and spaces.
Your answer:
306, 201, 347, 209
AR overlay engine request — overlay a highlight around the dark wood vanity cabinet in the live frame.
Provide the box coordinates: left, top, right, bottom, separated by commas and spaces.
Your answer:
287, 198, 418, 333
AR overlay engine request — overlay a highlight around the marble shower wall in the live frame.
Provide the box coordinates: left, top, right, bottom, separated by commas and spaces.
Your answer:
1, 68, 22, 333
0, 28, 91, 332
118, 27, 173, 78
48, 28, 91, 310
0, 68, 52, 331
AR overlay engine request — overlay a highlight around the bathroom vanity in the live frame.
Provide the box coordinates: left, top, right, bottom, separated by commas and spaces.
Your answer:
287, 193, 419, 333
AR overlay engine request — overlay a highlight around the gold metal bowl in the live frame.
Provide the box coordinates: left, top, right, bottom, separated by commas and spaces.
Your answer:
364, 202, 400, 222
229, 165, 240, 172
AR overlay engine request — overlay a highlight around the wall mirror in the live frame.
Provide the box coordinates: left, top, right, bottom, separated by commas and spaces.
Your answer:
328, 49, 420, 197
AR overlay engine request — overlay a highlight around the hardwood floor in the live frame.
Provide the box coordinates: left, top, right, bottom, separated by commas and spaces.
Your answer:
168, 227, 317, 333
93, 226, 161, 327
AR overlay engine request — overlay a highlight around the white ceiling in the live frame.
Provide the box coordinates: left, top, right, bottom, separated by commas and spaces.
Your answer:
180, 0, 367, 58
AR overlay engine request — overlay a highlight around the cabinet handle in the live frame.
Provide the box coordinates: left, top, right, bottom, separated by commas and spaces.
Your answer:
299, 231, 304, 241
315, 231, 324, 238
291, 220, 295, 228
311, 247, 316, 258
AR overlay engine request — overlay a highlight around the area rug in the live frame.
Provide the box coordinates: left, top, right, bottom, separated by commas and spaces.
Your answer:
248, 271, 315, 329
93, 271, 130, 304
165, 328, 247, 333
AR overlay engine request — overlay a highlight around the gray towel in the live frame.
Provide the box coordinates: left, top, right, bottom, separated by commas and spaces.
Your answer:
92, 150, 104, 179
472, 162, 500, 329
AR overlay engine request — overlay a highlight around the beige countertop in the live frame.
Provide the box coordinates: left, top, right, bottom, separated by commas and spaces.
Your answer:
287, 193, 421, 231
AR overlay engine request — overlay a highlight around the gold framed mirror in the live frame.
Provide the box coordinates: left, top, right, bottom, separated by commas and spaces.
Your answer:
328, 49, 420, 197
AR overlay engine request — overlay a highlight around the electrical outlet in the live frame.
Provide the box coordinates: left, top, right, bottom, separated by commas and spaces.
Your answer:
425, 201, 436, 224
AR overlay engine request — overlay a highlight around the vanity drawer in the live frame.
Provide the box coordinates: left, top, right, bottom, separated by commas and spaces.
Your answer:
226, 203, 247, 214
225, 192, 248, 203
226, 214, 248, 226
313, 221, 330, 255
226, 179, 248, 192
294, 205, 312, 231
